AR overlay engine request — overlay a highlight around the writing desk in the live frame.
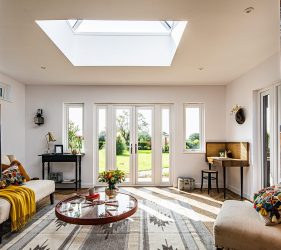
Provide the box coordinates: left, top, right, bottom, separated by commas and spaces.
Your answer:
207, 157, 249, 199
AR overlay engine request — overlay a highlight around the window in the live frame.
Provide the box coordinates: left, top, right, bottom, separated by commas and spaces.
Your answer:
184, 103, 204, 152
97, 106, 107, 173
67, 20, 176, 35
64, 103, 84, 151
161, 107, 170, 182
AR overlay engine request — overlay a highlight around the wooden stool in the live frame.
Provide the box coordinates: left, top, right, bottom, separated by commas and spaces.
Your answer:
201, 165, 219, 194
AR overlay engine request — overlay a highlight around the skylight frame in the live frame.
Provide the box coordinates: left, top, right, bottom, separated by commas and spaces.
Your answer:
66, 20, 176, 36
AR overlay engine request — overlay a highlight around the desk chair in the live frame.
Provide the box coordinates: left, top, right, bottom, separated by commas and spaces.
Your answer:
201, 163, 219, 194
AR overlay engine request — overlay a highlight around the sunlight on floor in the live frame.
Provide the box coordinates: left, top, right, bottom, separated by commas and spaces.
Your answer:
123, 187, 215, 222
145, 187, 220, 215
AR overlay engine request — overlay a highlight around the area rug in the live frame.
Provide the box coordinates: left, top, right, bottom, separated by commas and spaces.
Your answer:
1, 188, 216, 250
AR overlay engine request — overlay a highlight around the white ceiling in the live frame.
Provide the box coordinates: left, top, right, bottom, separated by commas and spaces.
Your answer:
0, 0, 279, 85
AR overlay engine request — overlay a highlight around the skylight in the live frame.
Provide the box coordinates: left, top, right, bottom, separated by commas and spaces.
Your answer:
67, 20, 176, 35
36, 20, 187, 66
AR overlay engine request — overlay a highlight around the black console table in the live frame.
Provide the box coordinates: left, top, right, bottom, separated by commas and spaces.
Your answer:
39, 153, 84, 191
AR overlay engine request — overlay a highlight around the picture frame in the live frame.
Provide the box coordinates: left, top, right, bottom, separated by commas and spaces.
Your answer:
54, 144, 63, 154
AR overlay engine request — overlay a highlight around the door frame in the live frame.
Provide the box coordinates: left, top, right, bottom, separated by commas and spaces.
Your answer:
95, 103, 173, 186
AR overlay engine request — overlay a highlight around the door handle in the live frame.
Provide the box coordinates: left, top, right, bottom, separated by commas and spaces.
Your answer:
130, 144, 132, 154
135, 144, 138, 154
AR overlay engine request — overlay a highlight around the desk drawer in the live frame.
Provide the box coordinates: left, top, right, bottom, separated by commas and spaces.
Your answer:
42, 154, 80, 162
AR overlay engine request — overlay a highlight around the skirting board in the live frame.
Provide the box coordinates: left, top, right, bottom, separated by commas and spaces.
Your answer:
227, 184, 251, 200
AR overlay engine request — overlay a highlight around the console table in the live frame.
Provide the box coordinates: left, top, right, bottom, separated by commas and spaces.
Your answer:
39, 153, 83, 191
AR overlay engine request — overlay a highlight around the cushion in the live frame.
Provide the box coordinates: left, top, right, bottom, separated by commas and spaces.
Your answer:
10, 160, 31, 181
1, 155, 10, 165
253, 185, 281, 226
7, 155, 16, 162
2, 165, 26, 185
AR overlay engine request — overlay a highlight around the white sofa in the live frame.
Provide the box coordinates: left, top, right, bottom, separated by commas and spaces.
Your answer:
214, 200, 281, 250
0, 155, 55, 243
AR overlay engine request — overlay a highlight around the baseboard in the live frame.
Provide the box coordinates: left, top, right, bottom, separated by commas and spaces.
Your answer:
227, 184, 251, 200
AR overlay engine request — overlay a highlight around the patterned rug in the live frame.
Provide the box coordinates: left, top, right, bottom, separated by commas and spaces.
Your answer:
1, 187, 217, 250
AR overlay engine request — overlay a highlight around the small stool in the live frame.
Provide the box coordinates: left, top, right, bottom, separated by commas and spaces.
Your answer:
201, 164, 219, 194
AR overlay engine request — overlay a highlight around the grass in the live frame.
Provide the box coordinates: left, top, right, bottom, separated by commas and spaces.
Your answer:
98, 148, 169, 173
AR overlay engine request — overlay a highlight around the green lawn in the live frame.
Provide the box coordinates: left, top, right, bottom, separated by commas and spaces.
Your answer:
98, 148, 169, 173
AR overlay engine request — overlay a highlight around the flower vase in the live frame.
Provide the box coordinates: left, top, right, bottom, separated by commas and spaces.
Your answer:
105, 185, 118, 199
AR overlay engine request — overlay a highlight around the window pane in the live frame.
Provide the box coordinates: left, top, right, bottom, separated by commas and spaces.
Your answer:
162, 108, 170, 182
98, 108, 106, 173
67, 105, 83, 150
185, 106, 200, 151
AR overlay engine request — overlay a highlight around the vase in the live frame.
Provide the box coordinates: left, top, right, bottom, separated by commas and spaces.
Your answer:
72, 149, 78, 155
105, 187, 117, 199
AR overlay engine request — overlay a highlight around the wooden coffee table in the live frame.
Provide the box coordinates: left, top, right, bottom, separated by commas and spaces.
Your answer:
55, 192, 138, 225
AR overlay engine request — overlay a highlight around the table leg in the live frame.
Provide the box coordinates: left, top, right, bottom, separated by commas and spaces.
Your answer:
240, 167, 243, 200
47, 162, 50, 179
42, 162, 45, 180
75, 160, 78, 191
79, 156, 82, 189
223, 167, 226, 199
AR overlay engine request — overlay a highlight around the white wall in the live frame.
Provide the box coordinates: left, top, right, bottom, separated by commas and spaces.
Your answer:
0, 72, 26, 164
225, 52, 280, 199
25, 85, 226, 187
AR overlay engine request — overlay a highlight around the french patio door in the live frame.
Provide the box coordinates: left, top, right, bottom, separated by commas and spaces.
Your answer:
97, 104, 171, 186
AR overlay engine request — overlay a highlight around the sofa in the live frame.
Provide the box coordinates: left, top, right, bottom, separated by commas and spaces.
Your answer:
0, 155, 55, 243
214, 200, 281, 250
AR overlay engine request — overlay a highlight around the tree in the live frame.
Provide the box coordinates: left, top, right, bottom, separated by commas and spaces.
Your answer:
68, 121, 80, 149
186, 133, 200, 149
116, 133, 126, 155
98, 130, 106, 149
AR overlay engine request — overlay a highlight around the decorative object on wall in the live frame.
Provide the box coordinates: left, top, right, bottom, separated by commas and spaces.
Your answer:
230, 104, 246, 124
54, 144, 63, 154
34, 109, 44, 125
45, 132, 56, 153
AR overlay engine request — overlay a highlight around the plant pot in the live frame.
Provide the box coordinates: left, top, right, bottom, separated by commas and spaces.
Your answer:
105, 188, 117, 199
72, 149, 78, 155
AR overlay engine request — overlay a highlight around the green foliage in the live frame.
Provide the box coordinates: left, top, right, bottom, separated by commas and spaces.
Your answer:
68, 121, 83, 151
186, 132, 200, 149
138, 131, 151, 150
116, 133, 126, 155
98, 130, 106, 149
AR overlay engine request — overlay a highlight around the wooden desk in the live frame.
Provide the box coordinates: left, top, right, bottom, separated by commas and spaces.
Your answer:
39, 153, 84, 191
207, 157, 249, 199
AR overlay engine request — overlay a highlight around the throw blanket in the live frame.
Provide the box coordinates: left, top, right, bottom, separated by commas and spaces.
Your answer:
0, 185, 36, 231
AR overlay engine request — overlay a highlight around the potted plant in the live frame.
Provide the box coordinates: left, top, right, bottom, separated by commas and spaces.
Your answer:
98, 169, 125, 198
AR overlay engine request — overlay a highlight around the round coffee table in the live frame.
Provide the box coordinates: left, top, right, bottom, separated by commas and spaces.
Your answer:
55, 192, 138, 225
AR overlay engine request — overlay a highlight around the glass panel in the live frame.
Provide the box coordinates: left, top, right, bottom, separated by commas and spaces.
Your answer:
262, 94, 271, 187
162, 108, 170, 183
68, 105, 83, 150
115, 108, 131, 182
98, 108, 106, 173
185, 106, 200, 151
137, 108, 153, 183
278, 86, 281, 181
71, 20, 171, 34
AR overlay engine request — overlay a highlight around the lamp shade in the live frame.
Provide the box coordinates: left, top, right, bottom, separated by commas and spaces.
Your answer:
46, 132, 56, 142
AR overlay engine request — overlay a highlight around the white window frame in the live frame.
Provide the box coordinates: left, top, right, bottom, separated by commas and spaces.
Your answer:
184, 103, 205, 153
63, 103, 84, 152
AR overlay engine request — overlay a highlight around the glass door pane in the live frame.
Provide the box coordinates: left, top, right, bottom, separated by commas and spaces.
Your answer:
98, 107, 107, 173
136, 107, 153, 183
161, 108, 170, 183
278, 86, 281, 182
262, 94, 272, 187
115, 108, 131, 182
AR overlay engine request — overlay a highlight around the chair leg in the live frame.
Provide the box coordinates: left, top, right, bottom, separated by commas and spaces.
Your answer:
200, 171, 203, 191
216, 172, 219, 193
50, 193, 54, 205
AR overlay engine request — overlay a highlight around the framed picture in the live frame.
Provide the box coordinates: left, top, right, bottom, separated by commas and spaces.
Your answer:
54, 145, 63, 154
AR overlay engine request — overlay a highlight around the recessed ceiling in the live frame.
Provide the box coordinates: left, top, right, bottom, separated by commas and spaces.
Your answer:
0, 0, 279, 85
36, 20, 187, 66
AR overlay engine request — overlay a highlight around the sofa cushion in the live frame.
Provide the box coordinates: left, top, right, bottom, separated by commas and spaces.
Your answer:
1, 155, 10, 165
2, 165, 26, 185
0, 180, 55, 224
214, 200, 281, 250
10, 160, 31, 181
25, 180, 55, 202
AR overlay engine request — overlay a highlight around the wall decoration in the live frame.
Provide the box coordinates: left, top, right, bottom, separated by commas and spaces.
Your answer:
230, 104, 246, 124
34, 109, 44, 125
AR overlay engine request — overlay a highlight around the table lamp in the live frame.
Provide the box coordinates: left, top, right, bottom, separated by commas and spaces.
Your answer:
45, 132, 56, 153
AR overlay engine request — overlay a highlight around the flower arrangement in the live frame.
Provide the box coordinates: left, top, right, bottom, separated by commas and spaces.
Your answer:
98, 169, 125, 190
230, 104, 242, 115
